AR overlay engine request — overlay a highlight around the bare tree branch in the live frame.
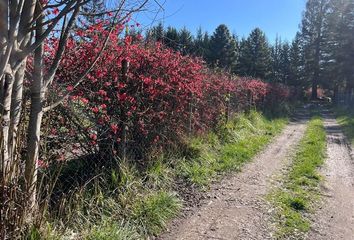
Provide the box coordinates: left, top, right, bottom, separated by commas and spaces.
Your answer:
0, 0, 25, 79
43, 0, 150, 112
44, 3, 80, 87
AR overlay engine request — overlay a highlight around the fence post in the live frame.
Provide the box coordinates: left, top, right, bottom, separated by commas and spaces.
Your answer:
247, 89, 252, 112
121, 59, 129, 162
225, 91, 231, 123
188, 94, 194, 136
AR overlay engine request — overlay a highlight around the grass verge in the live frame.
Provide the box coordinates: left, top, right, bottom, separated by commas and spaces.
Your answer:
269, 116, 326, 239
34, 110, 288, 240
178, 111, 287, 186
333, 105, 354, 145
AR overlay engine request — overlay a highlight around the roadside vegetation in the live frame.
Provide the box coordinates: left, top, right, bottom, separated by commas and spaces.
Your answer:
33, 110, 288, 239
269, 116, 326, 238
4, 0, 353, 238
178, 111, 287, 186
333, 106, 354, 145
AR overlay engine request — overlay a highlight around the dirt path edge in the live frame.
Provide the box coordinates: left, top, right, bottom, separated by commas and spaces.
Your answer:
158, 109, 309, 240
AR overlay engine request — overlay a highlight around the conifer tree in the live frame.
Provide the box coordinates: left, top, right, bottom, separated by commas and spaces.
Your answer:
178, 27, 194, 55
202, 32, 211, 60
165, 26, 179, 51
78, 0, 106, 28
270, 36, 283, 82
208, 24, 238, 71
148, 22, 165, 43
238, 28, 272, 79
279, 42, 291, 84
289, 33, 304, 87
300, 0, 330, 99
323, 0, 354, 101
193, 27, 205, 56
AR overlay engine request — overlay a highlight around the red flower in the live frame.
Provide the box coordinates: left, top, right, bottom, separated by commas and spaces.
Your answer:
80, 98, 89, 104
40, 0, 48, 5
50, 128, 57, 135
124, 36, 133, 45
92, 107, 99, 113
66, 85, 74, 91
118, 93, 127, 101
37, 159, 48, 169
52, 7, 59, 15
89, 133, 97, 141
98, 89, 107, 96
110, 124, 119, 134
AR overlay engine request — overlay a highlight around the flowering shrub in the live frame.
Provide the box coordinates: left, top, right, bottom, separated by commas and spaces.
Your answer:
42, 26, 292, 162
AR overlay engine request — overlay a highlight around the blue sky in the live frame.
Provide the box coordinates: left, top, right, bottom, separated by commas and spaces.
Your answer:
135, 0, 306, 43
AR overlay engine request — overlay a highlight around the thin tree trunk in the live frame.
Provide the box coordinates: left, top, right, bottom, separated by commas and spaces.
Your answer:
9, 61, 25, 164
311, 0, 326, 100
1, 73, 14, 177
24, 13, 45, 216
25, 89, 44, 214
311, 75, 318, 99
0, 1, 9, 80
333, 84, 339, 103
312, 37, 321, 100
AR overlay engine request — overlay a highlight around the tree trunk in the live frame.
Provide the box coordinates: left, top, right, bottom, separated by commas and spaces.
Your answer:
24, 14, 45, 216
25, 91, 44, 213
9, 61, 25, 165
1, 73, 14, 177
333, 84, 339, 103
311, 75, 318, 100
312, 37, 321, 100
311, 0, 326, 100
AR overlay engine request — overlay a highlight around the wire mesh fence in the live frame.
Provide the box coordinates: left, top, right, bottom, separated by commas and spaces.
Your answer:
0, 63, 293, 239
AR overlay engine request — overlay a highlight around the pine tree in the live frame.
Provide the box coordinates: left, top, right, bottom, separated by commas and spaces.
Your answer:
230, 34, 239, 73
178, 27, 193, 55
279, 42, 291, 84
202, 32, 211, 60
238, 28, 272, 80
147, 22, 165, 43
193, 27, 204, 55
193, 27, 210, 59
289, 33, 305, 87
270, 35, 283, 83
300, 0, 330, 99
236, 38, 248, 76
208, 24, 238, 71
323, 0, 354, 101
165, 26, 179, 51
79, 0, 106, 28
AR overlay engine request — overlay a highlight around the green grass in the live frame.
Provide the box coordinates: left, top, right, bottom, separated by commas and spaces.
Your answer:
333, 106, 354, 146
131, 191, 182, 236
38, 110, 289, 240
178, 111, 287, 186
37, 161, 180, 240
86, 221, 141, 240
269, 117, 326, 239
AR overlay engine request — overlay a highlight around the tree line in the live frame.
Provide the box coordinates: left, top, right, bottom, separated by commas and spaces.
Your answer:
147, 24, 279, 83
146, 0, 354, 101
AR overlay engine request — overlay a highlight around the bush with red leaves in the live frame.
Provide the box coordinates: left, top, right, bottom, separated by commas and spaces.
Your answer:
42, 24, 291, 162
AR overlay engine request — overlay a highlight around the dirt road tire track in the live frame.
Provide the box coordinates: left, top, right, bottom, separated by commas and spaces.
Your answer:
307, 110, 354, 240
160, 110, 309, 240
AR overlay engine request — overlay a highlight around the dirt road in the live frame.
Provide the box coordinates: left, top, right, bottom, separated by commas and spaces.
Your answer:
308, 111, 354, 240
160, 111, 309, 240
